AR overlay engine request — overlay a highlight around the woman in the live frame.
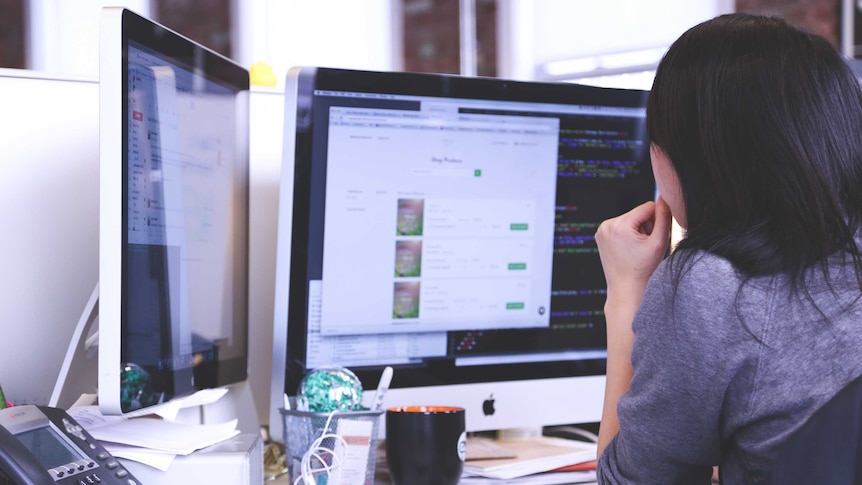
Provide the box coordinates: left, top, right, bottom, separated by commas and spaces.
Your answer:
595, 13, 862, 484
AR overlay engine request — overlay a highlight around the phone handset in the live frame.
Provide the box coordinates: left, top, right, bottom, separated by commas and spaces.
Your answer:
0, 405, 140, 485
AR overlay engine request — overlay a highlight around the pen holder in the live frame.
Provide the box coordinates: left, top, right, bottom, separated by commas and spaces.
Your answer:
280, 406, 383, 485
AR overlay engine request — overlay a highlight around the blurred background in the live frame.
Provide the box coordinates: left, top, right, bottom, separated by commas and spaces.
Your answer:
0, 0, 859, 90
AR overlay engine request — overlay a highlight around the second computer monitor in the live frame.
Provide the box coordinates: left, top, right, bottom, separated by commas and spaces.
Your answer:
99, 7, 250, 416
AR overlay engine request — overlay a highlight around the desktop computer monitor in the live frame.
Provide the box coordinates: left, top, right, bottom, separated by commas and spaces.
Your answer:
98, 7, 250, 416
269, 67, 654, 442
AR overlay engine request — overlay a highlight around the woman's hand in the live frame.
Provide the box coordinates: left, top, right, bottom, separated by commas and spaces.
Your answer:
596, 197, 673, 307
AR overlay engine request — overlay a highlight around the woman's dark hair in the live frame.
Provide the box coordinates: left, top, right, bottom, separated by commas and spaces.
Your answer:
648, 13, 862, 283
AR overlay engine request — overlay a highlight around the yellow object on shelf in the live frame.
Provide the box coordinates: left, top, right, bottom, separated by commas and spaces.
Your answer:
250, 61, 278, 86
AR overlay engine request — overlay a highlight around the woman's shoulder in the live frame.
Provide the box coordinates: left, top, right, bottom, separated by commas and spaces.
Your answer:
637, 249, 772, 346
653, 248, 748, 295
640, 249, 744, 319
646, 249, 783, 329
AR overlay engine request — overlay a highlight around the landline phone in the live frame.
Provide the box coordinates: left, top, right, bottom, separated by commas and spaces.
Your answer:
0, 405, 141, 485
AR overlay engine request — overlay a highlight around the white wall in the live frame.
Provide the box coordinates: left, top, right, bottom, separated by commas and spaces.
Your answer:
234, 0, 400, 85
0, 69, 100, 404
27, 0, 151, 76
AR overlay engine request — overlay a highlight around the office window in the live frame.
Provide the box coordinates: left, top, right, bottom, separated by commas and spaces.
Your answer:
736, 0, 839, 47
476, 0, 498, 76
0, 0, 25, 69
155, 0, 232, 58
403, 0, 497, 76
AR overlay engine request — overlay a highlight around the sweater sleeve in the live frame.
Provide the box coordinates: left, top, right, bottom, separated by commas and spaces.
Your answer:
597, 254, 749, 485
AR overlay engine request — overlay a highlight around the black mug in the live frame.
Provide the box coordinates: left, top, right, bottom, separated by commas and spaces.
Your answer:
385, 406, 466, 485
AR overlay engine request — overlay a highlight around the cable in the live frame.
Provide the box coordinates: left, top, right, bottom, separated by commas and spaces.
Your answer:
293, 410, 348, 485
544, 425, 600, 443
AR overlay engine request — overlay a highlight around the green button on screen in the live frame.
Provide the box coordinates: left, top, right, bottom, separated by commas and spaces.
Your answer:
510, 223, 528, 231
506, 302, 525, 310
508, 263, 527, 270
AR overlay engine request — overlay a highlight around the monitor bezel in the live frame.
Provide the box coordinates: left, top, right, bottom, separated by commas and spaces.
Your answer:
98, 7, 250, 416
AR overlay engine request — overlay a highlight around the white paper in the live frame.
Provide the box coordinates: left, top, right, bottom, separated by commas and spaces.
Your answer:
124, 387, 231, 421
88, 418, 240, 455
67, 405, 126, 430
103, 443, 177, 471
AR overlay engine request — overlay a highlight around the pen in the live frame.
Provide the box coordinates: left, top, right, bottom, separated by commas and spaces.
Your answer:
371, 366, 393, 411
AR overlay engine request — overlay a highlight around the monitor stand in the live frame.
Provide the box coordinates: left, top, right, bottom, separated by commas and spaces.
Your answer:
50, 282, 259, 434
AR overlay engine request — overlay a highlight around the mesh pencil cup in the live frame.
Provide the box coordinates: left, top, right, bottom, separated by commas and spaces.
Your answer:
280, 407, 383, 485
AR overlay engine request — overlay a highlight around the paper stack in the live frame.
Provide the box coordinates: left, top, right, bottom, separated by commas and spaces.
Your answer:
67, 389, 241, 471
462, 436, 597, 482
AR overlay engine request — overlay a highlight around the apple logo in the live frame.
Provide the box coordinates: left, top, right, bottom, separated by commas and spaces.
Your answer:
482, 394, 496, 416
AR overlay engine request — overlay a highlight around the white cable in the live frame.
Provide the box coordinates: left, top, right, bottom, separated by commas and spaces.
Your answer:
293, 410, 348, 485
550, 425, 599, 443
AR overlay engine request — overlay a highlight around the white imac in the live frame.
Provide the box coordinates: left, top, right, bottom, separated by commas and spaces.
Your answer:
269, 67, 654, 442
98, 7, 251, 420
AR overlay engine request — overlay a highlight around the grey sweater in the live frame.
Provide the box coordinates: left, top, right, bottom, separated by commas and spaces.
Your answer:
597, 250, 862, 484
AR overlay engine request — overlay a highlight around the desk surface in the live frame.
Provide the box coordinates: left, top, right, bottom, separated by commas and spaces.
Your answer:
267, 446, 599, 485
267, 431, 604, 484
268, 467, 392, 484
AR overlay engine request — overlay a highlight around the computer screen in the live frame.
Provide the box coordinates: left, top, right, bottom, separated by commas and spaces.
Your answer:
98, 7, 250, 416
269, 67, 654, 441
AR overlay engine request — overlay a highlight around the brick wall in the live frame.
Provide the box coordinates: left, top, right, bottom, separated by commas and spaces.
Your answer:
0, 0, 25, 69
736, 0, 841, 47
156, 0, 233, 58
403, 0, 497, 76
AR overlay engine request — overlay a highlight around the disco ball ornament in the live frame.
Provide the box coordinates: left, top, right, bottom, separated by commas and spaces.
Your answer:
120, 362, 159, 411
298, 366, 364, 413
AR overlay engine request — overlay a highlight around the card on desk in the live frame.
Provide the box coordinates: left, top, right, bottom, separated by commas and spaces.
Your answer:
465, 437, 519, 460
463, 436, 597, 480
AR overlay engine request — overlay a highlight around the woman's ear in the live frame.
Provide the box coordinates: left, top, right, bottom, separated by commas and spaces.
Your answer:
650, 144, 686, 229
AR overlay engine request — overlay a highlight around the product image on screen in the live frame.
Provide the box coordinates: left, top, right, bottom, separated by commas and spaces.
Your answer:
270, 67, 655, 440
99, 8, 250, 416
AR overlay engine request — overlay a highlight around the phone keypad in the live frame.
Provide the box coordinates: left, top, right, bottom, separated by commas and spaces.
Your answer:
49, 459, 95, 480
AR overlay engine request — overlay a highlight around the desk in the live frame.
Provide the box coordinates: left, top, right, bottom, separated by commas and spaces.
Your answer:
266, 443, 599, 485
271, 469, 598, 485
